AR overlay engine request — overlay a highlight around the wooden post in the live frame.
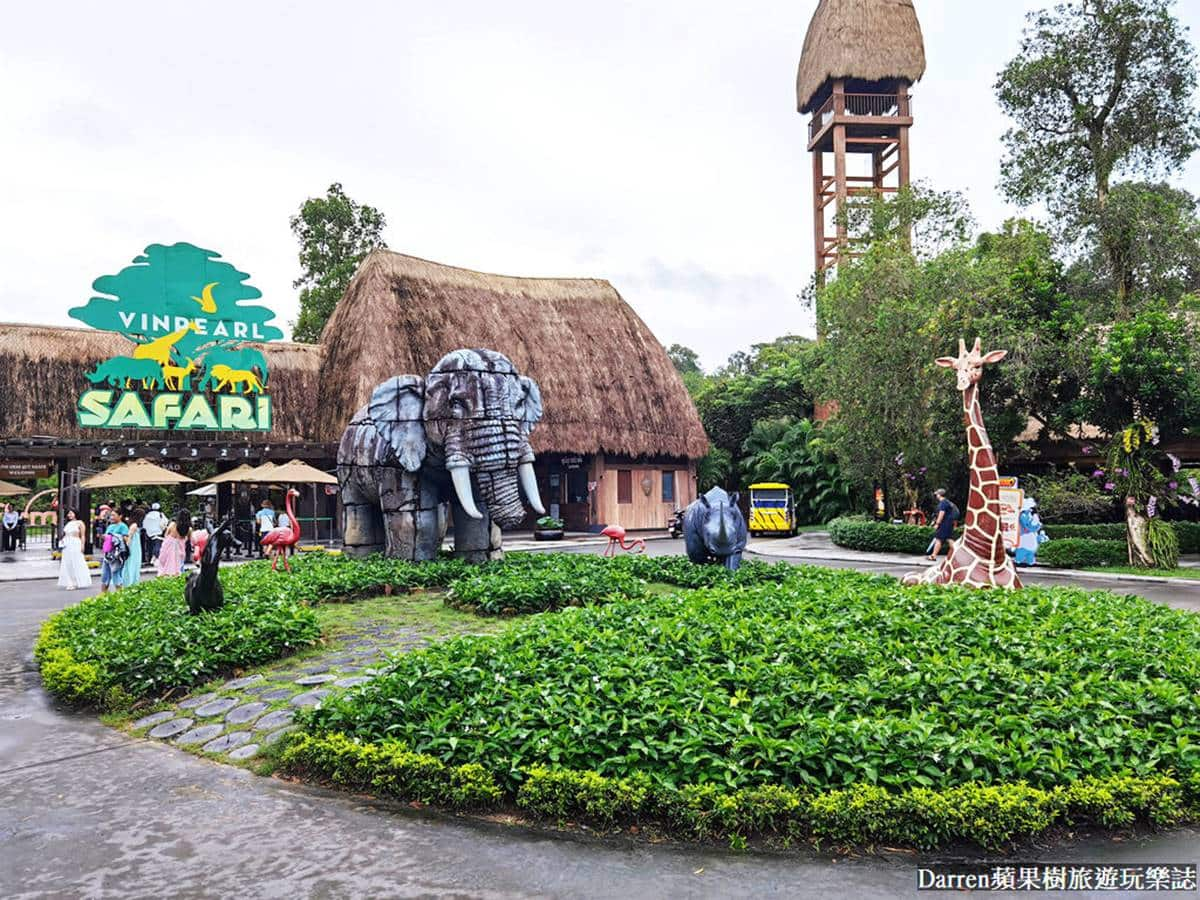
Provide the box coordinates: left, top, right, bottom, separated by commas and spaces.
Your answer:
833, 123, 848, 256
812, 147, 826, 283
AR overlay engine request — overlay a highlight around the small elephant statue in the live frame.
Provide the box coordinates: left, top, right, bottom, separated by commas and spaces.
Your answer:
684, 486, 748, 571
337, 348, 546, 563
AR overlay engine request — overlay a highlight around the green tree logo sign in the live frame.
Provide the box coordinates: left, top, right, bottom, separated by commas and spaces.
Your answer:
69, 242, 283, 431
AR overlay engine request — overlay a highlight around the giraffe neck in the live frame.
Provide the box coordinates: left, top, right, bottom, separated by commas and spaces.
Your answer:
961, 383, 1004, 563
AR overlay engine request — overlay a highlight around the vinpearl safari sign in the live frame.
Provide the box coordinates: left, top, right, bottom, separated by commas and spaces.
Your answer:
70, 243, 283, 431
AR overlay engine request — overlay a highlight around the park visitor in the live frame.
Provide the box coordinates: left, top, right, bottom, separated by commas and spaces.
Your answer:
255, 499, 275, 558
100, 510, 129, 593
926, 488, 959, 560
142, 502, 167, 561
123, 509, 144, 586
156, 510, 191, 577
1, 504, 18, 551
57, 509, 91, 590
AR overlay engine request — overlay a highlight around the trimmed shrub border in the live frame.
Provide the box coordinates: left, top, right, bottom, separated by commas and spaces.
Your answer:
826, 517, 960, 555
1038, 538, 1130, 569
828, 518, 1200, 561
281, 731, 1194, 851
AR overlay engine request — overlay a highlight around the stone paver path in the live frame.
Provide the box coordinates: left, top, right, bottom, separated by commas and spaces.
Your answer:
130, 624, 430, 763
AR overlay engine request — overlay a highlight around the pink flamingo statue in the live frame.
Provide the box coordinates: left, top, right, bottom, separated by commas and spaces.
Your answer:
261, 488, 301, 572
601, 524, 645, 557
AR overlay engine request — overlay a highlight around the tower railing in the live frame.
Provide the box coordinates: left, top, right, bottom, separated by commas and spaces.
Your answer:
809, 93, 906, 139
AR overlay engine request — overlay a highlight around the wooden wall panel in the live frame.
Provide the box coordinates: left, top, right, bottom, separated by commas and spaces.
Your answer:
594, 455, 696, 531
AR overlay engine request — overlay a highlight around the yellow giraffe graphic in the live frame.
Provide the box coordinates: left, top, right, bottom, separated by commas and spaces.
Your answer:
131, 321, 199, 366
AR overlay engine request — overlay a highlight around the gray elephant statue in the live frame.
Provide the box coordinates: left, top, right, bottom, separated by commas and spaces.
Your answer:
684, 486, 748, 571
337, 348, 545, 563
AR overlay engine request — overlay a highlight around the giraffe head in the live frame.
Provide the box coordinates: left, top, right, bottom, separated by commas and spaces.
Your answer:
936, 337, 1007, 391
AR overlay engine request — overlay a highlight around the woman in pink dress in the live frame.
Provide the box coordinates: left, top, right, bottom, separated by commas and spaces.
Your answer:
156, 510, 191, 577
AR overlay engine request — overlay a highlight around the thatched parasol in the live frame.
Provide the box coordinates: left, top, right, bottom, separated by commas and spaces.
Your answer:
267, 459, 339, 485
316, 249, 709, 460
0, 479, 31, 496
207, 463, 261, 484
80, 459, 196, 489
795, 0, 927, 113
247, 462, 279, 481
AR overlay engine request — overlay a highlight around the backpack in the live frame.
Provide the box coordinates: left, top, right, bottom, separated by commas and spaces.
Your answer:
947, 501, 960, 523
104, 533, 129, 568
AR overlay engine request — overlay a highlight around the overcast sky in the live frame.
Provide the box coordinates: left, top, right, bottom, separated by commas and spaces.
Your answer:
3, 1, 1198, 371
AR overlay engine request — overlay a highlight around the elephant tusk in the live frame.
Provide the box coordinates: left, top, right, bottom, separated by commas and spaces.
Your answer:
449, 466, 484, 519
518, 462, 545, 515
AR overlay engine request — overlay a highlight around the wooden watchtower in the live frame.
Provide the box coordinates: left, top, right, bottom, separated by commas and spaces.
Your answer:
797, 0, 926, 280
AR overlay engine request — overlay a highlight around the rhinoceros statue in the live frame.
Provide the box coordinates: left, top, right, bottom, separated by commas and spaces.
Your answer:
683, 486, 748, 571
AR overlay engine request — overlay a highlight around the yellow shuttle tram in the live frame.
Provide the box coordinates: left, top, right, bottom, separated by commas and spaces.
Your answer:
748, 483, 796, 536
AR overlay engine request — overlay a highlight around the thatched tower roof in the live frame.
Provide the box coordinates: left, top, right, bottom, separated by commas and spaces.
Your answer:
796, 0, 927, 113
317, 250, 709, 460
0, 322, 322, 443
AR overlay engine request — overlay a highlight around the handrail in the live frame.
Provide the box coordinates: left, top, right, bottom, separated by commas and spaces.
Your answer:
809, 93, 907, 139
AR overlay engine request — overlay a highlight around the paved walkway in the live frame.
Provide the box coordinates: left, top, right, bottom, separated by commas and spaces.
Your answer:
131, 625, 432, 763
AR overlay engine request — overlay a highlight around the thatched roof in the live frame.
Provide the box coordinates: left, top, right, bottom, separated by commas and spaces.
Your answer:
317, 250, 709, 460
0, 322, 321, 443
796, 0, 927, 113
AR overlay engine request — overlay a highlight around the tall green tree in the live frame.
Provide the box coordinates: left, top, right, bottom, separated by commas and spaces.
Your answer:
994, 0, 1200, 310
290, 183, 387, 343
1068, 182, 1200, 306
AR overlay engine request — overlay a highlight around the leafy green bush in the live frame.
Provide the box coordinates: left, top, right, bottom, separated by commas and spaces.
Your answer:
1041, 521, 1200, 555
1038, 538, 1128, 568
36, 576, 321, 705
827, 516, 958, 554
446, 553, 795, 614
281, 731, 1191, 850
307, 569, 1200, 800
1043, 523, 1128, 541
1172, 521, 1200, 555
1021, 471, 1118, 524
280, 731, 502, 808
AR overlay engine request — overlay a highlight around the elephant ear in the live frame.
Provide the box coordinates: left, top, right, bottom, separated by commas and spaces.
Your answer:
516, 375, 543, 435
368, 376, 427, 472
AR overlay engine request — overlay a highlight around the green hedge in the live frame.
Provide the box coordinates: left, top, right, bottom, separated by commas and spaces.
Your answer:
1038, 538, 1129, 569
1045, 522, 1200, 554
281, 732, 1191, 850
827, 517, 959, 554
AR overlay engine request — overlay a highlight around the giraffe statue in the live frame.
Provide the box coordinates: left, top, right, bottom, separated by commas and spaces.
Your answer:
903, 338, 1022, 590
131, 321, 199, 366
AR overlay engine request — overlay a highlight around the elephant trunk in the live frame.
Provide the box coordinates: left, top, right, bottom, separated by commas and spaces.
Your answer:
475, 468, 527, 529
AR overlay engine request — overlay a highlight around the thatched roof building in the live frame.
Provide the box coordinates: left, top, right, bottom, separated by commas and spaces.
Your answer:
0, 322, 322, 443
0, 250, 706, 532
796, 0, 927, 113
317, 250, 709, 460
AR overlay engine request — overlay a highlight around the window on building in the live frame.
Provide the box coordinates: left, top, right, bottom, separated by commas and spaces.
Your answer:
617, 469, 632, 504
661, 470, 675, 503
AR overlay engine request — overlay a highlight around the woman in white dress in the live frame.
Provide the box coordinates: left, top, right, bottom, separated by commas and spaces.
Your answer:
58, 509, 92, 590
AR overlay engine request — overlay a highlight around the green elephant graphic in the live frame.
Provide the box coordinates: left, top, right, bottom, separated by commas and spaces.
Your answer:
85, 356, 165, 390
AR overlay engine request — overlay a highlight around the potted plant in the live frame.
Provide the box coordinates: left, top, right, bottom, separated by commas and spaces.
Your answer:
534, 515, 565, 541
